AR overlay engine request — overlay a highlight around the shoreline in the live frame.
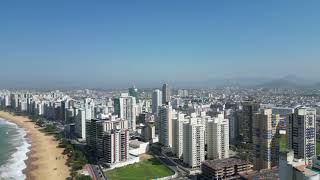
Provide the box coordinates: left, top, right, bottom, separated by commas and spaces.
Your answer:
0, 111, 70, 180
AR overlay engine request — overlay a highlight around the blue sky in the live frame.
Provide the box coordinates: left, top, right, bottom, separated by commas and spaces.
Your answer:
1, 0, 320, 88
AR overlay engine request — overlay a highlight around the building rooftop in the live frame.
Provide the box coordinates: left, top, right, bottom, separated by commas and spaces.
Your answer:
129, 139, 148, 147
239, 168, 279, 180
202, 157, 252, 170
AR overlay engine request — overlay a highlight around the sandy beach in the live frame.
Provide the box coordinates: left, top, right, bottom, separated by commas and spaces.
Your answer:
0, 111, 70, 180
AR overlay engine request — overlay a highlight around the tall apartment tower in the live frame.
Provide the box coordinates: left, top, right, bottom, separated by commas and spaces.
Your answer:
60, 100, 68, 123
103, 129, 129, 164
114, 93, 137, 131
162, 83, 170, 105
172, 113, 186, 159
287, 107, 316, 165
225, 109, 236, 144
84, 98, 95, 120
4, 95, 10, 107
207, 114, 229, 160
238, 100, 260, 143
75, 108, 86, 139
183, 118, 205, 168
252, 108, 280, 170
86, 119, 105, 159
159, 104, 173, 147
86, 119, 129, 163
152, 89, 162, 114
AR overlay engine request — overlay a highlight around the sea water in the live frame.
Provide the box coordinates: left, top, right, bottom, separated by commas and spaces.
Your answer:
0, 118, 31, 180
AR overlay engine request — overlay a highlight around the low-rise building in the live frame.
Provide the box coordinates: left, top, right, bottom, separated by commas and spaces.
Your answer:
201, 157, 253, 180
279, 150, 320, 180
239, 167, 279, 180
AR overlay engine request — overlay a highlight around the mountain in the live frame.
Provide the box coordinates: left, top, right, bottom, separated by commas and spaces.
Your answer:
172, 77, 270, 88
256, 79, 302, 89
312, 82, 320, 89
255, 75, 318, 89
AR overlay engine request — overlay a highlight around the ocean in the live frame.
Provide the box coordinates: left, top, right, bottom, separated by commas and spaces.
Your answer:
0, 118, 31, 180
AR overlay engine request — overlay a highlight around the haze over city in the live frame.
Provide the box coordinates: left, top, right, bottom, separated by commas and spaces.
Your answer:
2, 1, 320, 180
1, 0, 320, 89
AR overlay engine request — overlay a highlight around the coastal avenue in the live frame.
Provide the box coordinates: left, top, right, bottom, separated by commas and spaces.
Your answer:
86, 164, 106, 180
150, 144, 189, 177
73, 139, 106, 180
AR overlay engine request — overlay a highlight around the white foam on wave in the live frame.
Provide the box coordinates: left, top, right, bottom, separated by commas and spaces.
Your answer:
0, 118, 31, 180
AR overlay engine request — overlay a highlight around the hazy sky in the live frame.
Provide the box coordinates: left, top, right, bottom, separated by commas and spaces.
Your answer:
1, 0, 320, 88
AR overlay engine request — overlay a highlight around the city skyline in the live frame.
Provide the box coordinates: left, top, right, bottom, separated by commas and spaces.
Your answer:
2, 1, 320, 180
1, 1, 320, 89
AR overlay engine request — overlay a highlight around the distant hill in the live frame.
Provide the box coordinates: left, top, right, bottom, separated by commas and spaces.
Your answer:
255, 79, 303, 89
253, 74, 320, 89
312, 82, 320, 89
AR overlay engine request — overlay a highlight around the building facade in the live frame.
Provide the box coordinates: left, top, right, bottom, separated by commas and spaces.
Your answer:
152, 89, 162, 115
279, 150, 320, 180
287, 107, 316, 165
162, 83, 170, 105
237, 100, 260, 144
201, 158, 253, 180
183, 118, 205, 168
159, 104, 173, 147
86, 118, 129, 163
75, 108, 86, 139
172, 112, 185, 159
114, 93, 137, 131
207, 113, 229, 160
102, 129, 129, 164
252, 108, 280, 170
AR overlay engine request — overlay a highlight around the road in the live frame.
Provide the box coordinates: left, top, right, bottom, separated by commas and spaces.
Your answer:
88, 164, 106, 180
150, 144, 189, 178
72, 140, 106, 180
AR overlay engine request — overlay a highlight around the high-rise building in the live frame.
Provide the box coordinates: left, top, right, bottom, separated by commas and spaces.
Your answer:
279, 150, 320, 180
252, 108, 280, 170
225, 109, 236, 144
86, 119, 105, 159
60, 100, 68, 123
142, 123, 155, 142
172, 113, 185, 159
103, 129, 129, 164
75, 108, 86, 139
84, 98, 94, 120
114, 93, 137, 131
86, 118, 129, 163
162, 83, 170, 105
19, 99, 28, 112
152, 89, 162, 114
271, 107, 294, 130
159, 104, 173, 147
207, 114, 229, 160
128, 85, 139, 100
177, 89, 188, 97
183, 117, 205, 168
287, 107, 316, 165
10, 94, 19, 109
238, 100, 260, 143
4, 95, 10, 107
138, 112, 154, 124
